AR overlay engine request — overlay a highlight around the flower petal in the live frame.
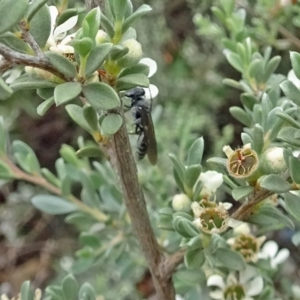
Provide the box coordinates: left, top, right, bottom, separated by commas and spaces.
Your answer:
271, 248, 290, 268
245, 276, 264, 296
209, 290, 224, 299
199, 171, 223, 193
239, 265, 257, 284
53, 15, 78, 40
140, 58, 157, 77
144, 84, 159, 99
261, 240, 278, 258
207, 275, 225, 289
228, 218, 243, 228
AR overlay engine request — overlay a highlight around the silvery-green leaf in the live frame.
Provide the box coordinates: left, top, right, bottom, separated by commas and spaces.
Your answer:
184, 249, 205, 269
215, 248, 245, 271
232, 186, 254, 201
187, 137, 204, 165
62, 274, 78, 300
83, 82, 120, 110
37, 97, 54, 116
0, 77, 13, 100
284, 192, 300, 221
31, 194, 78, 214
46, 52, 77, 78
54, 82, 82, 106
260, 174, 291, 193
101, 113, 123, 134
0, 0, 29, 35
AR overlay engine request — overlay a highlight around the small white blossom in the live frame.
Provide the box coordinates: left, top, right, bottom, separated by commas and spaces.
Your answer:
140, 58, 159, 99
258, 240, 290, 268
47, 6, 78, 53
207, 265, 264, 300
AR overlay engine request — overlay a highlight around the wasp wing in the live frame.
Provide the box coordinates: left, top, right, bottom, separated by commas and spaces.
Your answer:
140, 109, 157, 165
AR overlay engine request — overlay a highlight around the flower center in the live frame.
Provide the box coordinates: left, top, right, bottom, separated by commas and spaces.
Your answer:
224, 284, 246, 300
232, 234, 258, 262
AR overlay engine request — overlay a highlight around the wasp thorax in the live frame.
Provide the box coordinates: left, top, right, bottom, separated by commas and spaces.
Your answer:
226, 146, 259, 179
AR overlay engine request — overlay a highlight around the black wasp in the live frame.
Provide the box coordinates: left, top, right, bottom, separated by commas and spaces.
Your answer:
125, 87, 158, 165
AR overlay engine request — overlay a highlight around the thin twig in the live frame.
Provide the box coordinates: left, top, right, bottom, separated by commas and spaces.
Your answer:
19, 20, 44, 57
0, 42, 69, 81
1, 156, 109, 222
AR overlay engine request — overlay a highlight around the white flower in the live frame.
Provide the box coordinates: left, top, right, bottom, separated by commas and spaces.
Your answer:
140, 58, 159, 99
227, 223, 266, 263
207, 265, 264, 300
287, 69, 300, 89
191, 201, 239, 234
198, 170, 223, 197
47, 6, 78, 53
258, 240, 290, 268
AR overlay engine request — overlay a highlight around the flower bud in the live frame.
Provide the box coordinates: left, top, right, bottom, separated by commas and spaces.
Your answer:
172, 194, 191, 212
260, 147, 287, 174
96, 30, 110, 44
25, 66, 63, 83
116, 39, 142, 68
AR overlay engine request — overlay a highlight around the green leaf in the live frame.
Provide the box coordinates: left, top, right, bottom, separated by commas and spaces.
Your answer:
109, 45, 129, 60
222, 78, 243, 90
175, 269, 206, 286
264, 56, 281, 81
252, 124, 264, 154
45, 51, 77, 78
65, 104, 92, 133
215, 248, 246, 271
83, 105, 99, 131
224, 51, 244, 73
100, 13, 115, 38
29, 4, 51, 47
41, 168, 60, 187
0, 0, 29, 35
229, 106, 251, 127
0, 161, 14, 179
169, 153, 185, 187
57, 8, 81, 26
85, 43, 113, 76
20, 281, 33, 300
0, 77, 13, 100
79, 232, 101, 248
12, 140, 40, 174
101, 113, 123, 134
36, 87, 54, 100
60, 144, 80, 167
54, 82, 82, 106
187, 137, 204, 166
289, 156, 300, 184
278, 127, 300, 147
31, 194, 78, 214
37, 96, 55, 116
290, 51, 300, 80
83, 7, 100, 40
72, 37, 94, 57
248, 205, 294, 229
62, 274, 78, 300
10, 76, 57, 91
118, 63, 150, 78
284, 192, 300, 221
280, 80, 300, 106
83, 82, 120, 110
122, 4, 152, 34
184, 249, 205, 269
115, 74, 149, 91
27, 0, 48, 21
0, 118, 7, 155
78, 283, 96, 300
276, 111, 300, 129
76, 146, 103, 158
241, 93, 257, 110
260, 174, 291, 193
0, 32, 31, 53
183, 165, 201, 194
112, 0, 127, 21
232, 186, 254, 201
173, 217, 199, 238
